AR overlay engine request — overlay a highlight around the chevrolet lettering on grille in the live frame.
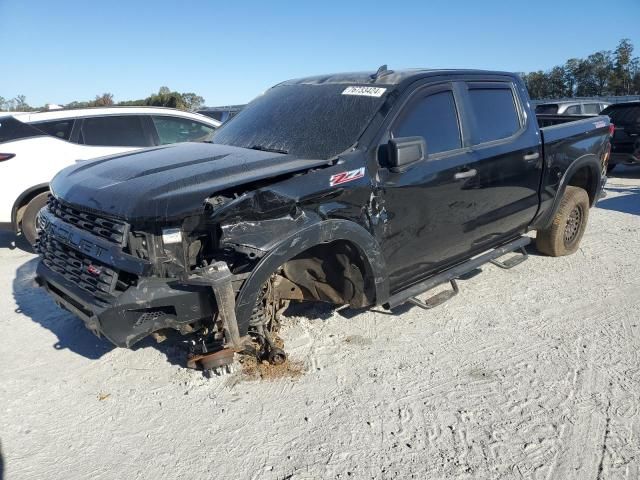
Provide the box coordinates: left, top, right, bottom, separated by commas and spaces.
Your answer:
40, 212, 108, 259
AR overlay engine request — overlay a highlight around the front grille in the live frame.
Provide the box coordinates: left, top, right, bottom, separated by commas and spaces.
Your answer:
47, 197, 127, 245
38, 233, 118, 300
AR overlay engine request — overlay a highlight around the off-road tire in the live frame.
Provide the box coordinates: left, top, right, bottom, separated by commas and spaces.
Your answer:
536, 186, 589, 257
21, 191, 49, 246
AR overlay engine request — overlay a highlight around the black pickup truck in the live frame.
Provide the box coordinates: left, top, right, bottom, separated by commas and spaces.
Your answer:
35, 68, 611, 370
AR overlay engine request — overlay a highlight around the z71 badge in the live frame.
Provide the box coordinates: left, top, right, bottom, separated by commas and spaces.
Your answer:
329, 167, 365, 186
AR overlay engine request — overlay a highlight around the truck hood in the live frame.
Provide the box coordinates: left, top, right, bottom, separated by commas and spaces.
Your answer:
50, 142, 330, 223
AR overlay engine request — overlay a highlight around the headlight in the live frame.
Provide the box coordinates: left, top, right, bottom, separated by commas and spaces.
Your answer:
162, 228, 182, 245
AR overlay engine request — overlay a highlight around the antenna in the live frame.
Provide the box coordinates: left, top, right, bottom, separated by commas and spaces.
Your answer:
370, 65, 390, 82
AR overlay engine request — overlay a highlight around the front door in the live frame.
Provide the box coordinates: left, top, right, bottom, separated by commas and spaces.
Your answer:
376, 83, 484, 290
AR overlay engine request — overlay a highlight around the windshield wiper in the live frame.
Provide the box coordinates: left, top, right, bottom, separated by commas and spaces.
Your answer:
249, 145, 289, 154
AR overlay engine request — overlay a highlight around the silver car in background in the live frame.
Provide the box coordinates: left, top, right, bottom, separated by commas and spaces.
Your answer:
535, 100, 611, 115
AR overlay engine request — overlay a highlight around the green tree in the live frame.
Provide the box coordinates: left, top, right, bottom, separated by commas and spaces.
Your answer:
92, 93, 114, 107
14, 94, 31, 111
547, 66, 567, 98
181, 92, 204, 111
523, 71, 550, 99
587, 51, 613, 95
66, 100, 91, 109
575, 60, 598, 97
611, 38, 634, 94
631, 58, 640, 94
564, 58, 581, 97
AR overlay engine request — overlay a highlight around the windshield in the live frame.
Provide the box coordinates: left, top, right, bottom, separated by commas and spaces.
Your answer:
210, 83, 388, 159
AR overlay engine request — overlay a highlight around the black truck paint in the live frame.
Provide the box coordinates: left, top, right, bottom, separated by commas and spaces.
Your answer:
600, 102, 640, 170
35, 69, 611, 356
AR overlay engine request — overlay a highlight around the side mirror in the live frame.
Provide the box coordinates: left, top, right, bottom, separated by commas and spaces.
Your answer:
388, 136, 426, 172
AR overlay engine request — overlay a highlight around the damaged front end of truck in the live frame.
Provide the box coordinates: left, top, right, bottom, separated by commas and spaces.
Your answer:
35, 148, 388, 372
35, 78, 394, 371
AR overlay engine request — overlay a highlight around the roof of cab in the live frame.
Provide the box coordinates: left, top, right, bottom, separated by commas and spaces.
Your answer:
280, 68, 518, 87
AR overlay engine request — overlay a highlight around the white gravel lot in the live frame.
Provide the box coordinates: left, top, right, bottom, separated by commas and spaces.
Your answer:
1, 169, 639, 480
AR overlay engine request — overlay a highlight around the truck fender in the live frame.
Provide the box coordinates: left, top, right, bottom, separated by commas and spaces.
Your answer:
535, 154, 602, 230
233, 219, 389, 335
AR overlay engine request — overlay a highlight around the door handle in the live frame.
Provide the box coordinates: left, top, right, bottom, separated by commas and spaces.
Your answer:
523, 152, 540, 161
454, 168, 477, 180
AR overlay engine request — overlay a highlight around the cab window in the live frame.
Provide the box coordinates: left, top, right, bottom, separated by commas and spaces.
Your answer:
391, 90, 461, 155
467, 85, 521, 144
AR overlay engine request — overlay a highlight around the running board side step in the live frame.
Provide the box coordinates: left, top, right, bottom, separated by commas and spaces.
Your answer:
489, 246, 528, 269
384, 236, 531, 309
408, 279, 459, 310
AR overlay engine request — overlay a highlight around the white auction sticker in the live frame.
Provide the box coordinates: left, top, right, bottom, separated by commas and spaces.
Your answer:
342, 86, 387, 97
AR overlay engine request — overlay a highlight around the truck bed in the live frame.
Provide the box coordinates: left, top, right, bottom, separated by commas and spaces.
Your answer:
536, 114, 598, 128
538, 114, 609, 143
533, 114, 610, 228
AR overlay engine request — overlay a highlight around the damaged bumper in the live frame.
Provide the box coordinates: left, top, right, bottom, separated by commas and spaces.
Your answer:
36, 261, 215, 348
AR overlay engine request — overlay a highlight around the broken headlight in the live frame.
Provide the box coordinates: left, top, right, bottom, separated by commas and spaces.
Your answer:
162, 228, 183, 245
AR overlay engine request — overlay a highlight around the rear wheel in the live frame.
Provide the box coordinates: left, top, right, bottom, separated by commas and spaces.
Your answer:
21, 191, 49, 246
536, 186, 589, 257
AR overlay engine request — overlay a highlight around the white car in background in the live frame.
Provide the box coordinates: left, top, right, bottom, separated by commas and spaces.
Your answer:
0, 107, 220, 244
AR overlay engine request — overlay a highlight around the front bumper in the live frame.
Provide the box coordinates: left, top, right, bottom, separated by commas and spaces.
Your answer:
36, 260, 215, 347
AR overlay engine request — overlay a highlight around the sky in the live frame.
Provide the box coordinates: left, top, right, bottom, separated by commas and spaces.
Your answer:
1, 0, 639, 108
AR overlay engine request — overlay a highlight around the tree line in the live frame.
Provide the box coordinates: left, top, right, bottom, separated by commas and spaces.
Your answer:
0, 87, 204, 112
521, 39, 640, 99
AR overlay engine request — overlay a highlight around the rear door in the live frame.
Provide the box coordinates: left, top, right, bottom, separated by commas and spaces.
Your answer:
457, 81, 542, 248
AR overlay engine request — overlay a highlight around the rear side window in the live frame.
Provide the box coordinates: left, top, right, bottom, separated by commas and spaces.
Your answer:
32, 119, 74, 140
392, 90, 461, 155
151, 116, 215, 144
564, 105, 582, 115
0, 116, 44, 144
467, 86, 521, 144
535, 104, 559, 114
583, 103, 601, 115
80, 115, 151, 147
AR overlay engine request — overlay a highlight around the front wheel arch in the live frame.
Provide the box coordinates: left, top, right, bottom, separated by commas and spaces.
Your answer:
233, 219, 389, 335
11, 183, 50, 232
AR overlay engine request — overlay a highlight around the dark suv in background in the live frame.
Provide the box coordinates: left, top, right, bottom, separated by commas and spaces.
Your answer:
601, 102, 640, 172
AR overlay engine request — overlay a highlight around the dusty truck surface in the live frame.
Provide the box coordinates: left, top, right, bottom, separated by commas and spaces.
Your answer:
35, 67, 612, 370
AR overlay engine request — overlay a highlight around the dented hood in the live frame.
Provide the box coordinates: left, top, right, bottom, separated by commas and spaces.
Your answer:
50, 142, 329, 223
